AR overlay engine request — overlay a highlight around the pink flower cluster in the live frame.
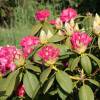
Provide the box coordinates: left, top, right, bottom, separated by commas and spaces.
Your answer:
16, 83, 25, 97
0, 45, 22, 75
60, 8, 77, 22
35, 9, 50, 21
71, 32, 92, 53
38, 45, 60, 64
20, 36, 40, 58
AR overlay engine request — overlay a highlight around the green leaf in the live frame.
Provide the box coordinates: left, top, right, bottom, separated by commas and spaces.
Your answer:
82, 16, 93, 35
43, 22, 54, 34
98, 37, 100, 49
68, 0, 83, 7
66, 37, 72, 49
28, 44, 42, 59
70, 57, 80, 71
0, 79, 6, 99
26, 65, 41, 73
56, 70, 73, 93
57, 87, 68, 100
81, 55, 92, 74
49, 89, 57, 95
43, 76, 55, 94
67, 58, 74, 69
88, 54, 100, 68
0, 96, 7, 100
56, 44, 69, 56
32, 23, 42, 35
4, 69, 19, 97
23, 71, 40, 99
40, 67, 51, 84
48, 35, 65, 43
0, 79, 6, 91
88, 79, 100, 87
33, 52, 41, 63
79, 85, 94, 100
59, 54, 70, 60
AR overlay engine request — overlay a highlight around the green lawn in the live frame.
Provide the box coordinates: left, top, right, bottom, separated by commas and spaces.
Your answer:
0, 25, 32, 47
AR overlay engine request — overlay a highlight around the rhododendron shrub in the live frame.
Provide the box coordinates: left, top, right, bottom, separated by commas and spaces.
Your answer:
0, 8, 100, 100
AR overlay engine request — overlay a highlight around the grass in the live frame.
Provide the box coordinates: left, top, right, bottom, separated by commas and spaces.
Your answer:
0, 25, 32, 47
0, 6, 34, 47
0, 0, 57, 47
0, 0, 36, 47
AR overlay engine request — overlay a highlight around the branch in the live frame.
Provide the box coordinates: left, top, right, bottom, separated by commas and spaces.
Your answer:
92, 68, 100, 76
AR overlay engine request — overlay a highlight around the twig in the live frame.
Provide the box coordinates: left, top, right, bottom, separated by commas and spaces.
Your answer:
92, 68, 100, 76
69, 75, 81, 80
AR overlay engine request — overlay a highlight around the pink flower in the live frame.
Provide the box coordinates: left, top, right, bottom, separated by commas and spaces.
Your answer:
60, 8, 77, 22
20, 36, 39, 47
16, 83, 25, 97
38, 45, 60, 65
71, 32, 92, 54
0, 45, 22, 75
35, 9, 50, 21
20, 36, 40, 58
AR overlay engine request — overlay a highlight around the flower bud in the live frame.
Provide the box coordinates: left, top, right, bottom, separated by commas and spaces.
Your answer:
15, 56, 25, 68
65, 19, 79, 36
16, 84, 25, 97
93, 14, 100, 36
55, 18, 63, 29
39, 30, 53, 44
57, 30, 66, 36
49, 20, 56, 25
